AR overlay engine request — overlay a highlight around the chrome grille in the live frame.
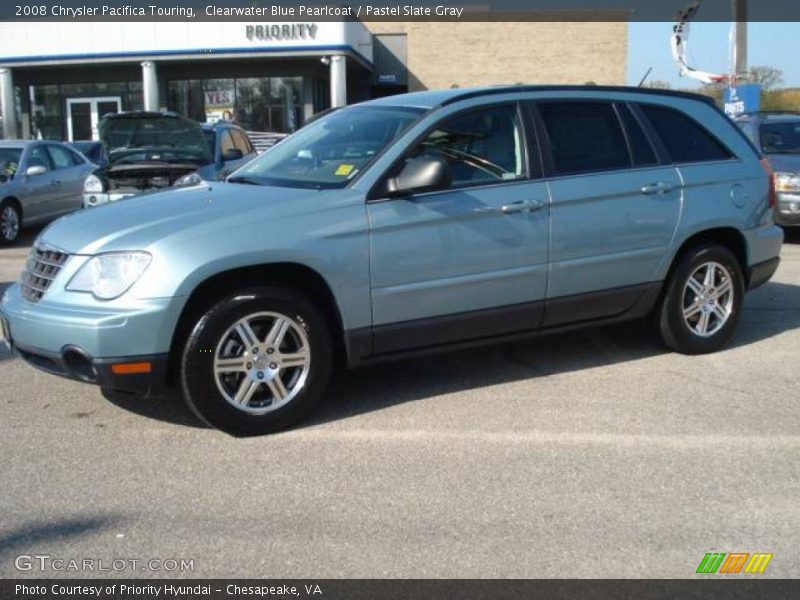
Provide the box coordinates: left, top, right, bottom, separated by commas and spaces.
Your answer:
20, 244, 69, 302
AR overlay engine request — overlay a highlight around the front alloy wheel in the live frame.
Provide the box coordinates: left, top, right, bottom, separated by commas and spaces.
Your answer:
181, 286, 332, 436
213, 312, 311, 414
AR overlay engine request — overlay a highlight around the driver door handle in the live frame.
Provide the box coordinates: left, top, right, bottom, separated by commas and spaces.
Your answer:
501, 200, 543, 214
640, 181, 674, 195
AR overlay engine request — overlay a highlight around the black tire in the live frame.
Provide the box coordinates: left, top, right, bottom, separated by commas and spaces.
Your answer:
181, 286, 333, 436
0, 199, 21, 245
657, 243, 745, 355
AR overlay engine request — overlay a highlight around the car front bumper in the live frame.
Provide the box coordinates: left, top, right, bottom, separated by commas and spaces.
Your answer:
775, 193, 800, 227
0, 283, 183, 397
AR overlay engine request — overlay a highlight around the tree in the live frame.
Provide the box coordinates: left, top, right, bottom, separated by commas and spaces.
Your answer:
748, 66, 784, 91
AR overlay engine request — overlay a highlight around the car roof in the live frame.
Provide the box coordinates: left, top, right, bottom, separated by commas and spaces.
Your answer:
360, 84, 716, 109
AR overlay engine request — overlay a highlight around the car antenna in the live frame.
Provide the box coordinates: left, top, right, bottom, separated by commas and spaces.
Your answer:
638, 67, 653, 88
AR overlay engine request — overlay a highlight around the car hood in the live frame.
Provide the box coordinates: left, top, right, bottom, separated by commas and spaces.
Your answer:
39, 182, 336, 255
764, 153, 800, 173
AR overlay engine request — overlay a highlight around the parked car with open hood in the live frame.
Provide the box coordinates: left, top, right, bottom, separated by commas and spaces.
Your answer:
0, 140, 94, 244
82, 112, 256, 207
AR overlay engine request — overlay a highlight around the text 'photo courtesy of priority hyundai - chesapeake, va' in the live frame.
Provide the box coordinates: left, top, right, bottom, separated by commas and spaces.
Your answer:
0, 0, 799, 596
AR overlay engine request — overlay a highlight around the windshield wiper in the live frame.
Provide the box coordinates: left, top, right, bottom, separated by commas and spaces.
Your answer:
227, 175, 263, 186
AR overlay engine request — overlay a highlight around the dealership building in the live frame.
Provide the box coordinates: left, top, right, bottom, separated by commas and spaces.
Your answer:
0, 20, 626, 141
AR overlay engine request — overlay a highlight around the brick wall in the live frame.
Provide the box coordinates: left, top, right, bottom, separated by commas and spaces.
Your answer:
366, 22, 628, 90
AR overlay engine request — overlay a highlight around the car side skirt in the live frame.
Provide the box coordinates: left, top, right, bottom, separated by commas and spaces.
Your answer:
345, 282, 662, 367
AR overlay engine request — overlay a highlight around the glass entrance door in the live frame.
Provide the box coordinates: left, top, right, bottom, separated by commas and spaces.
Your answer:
66, 96, 121, 141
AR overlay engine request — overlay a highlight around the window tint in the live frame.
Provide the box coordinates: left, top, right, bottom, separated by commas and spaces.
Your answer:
639, 104, 733, 163
539, 102, 630, 175
408, 104, 525, 188
27, 146, 51, 172
619, 105, 658, 166
47, 145, 75, 170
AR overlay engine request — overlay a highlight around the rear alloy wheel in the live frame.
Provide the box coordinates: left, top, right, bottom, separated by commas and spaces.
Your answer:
657, 243, 745, 354
0, 200, 20, 245
181, 287, 332, 436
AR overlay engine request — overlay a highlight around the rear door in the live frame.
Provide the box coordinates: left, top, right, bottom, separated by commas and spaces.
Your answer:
533, 100, 682, 326
367, 102, 550, 354
19, 144, 59, 222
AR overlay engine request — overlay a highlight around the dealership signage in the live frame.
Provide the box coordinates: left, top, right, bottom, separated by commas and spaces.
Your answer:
723, 84, 761, 118
246, 23, 318, 42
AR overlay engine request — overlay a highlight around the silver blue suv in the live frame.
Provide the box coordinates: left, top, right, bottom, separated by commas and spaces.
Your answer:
0, 86, 783, 435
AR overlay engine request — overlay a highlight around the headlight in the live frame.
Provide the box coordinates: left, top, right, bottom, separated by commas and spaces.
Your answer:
174, 172, 204, 187
774, 172, 800, 193
83, 174, 105, 193
66, 252, 151, 300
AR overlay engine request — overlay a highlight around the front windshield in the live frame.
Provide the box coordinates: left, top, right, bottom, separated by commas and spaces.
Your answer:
760, 121, 800, 154
99, 117, 212, 165
230, 105, 425, 189
0, 147, 22, 179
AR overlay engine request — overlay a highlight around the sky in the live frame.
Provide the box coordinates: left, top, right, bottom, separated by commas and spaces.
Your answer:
627, 22, 800, 89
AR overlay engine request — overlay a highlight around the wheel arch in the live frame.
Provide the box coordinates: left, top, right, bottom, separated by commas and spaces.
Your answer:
666, 226, 749, 287
167, 262, 348, 384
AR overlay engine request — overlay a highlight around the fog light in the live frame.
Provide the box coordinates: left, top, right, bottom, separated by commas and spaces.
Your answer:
89, 196, 97, 204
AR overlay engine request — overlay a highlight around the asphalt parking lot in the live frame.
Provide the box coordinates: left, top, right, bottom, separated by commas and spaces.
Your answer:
1, 227, 799, 579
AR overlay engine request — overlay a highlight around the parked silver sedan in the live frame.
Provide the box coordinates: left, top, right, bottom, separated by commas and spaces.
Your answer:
0, 140, 94, 244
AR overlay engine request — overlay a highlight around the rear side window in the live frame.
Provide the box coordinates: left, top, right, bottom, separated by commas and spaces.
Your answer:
538, 102, 630, 175
639, 104, 733, 163
231, 129, 252, 154
619, 105, 658, 166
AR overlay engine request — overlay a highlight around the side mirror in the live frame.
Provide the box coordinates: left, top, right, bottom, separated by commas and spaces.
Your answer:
26, 165, 48, 177
386, 156, 451, 197
221, 148, 244, 162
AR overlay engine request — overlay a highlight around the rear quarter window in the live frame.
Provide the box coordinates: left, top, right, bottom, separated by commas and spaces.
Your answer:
639, 104, 734, 164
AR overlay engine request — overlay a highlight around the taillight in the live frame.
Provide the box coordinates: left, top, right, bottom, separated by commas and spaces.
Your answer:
760, 158, 776, 209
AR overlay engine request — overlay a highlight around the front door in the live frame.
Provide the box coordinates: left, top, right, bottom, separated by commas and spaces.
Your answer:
66, 97, 121, 141
367, 103, 550, 354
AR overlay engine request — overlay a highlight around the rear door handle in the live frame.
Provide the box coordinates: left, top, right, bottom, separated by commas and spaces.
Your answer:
501, 200, 544, 214
641, 181, 674, 195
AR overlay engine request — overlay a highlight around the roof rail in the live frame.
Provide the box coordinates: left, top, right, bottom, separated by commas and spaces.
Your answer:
737, 110, 800, 118
438, 85, 716, 107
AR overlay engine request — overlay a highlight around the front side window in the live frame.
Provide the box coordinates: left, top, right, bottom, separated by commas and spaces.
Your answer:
231, 105, 424, 189
26, 146, 51, 172
759, 120, 800, 154
539, 101, 630, 175
639, 104, 733, 163
406, 104, 525, 188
